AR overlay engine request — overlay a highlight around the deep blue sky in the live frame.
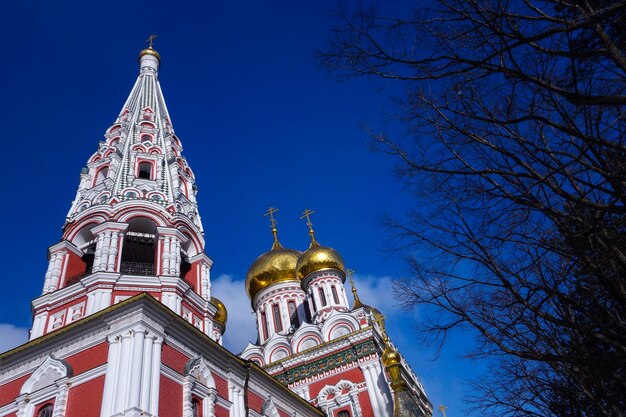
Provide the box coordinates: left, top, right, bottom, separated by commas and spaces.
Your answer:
0, 1, 484, 415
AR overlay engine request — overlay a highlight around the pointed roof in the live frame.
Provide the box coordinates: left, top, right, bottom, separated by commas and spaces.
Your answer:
65, 44, 203, 236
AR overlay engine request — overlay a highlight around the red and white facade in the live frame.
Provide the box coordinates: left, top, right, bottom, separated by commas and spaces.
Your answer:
0, 47, 323, 417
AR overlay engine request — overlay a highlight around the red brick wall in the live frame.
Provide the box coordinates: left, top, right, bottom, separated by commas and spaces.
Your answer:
65, 375, 104, 417
161, 343, 189, 374
63, 251, 86, 285
0, 374, 30, 407
213, 373, 229, 399
159, 375, 182, 417
65, 342, 108, 374
247, 390, 264, 414
215, 404, 229, 417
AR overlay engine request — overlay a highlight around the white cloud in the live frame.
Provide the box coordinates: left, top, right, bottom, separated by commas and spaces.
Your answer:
211, 274, 258, 353
0, 324, 29, 353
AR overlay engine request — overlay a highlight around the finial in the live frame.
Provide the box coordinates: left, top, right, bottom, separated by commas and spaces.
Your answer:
373, 311, 389, 341
146, 34, 158, 49
439, 404, 448, 417
139, 34, 161, 67
347, 269, 364, 309
300, 209, 317, 245
264, 207, 281, 249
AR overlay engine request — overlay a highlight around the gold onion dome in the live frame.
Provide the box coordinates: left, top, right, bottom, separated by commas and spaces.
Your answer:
211, 297, 228, 327
139, 46, 161, 63
245, 236, 301, 301
139, 35, 161, 63
297, 241, 345, 280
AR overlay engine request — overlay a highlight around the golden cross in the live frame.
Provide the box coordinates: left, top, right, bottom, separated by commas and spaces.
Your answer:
300, 209, 315, 231
146, 34, 158, 48
438, 404, 448, 417
264, 207, 279, 229
373, 311, 388, 340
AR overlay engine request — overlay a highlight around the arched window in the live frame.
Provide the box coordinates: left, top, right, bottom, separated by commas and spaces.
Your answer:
120, 217, 156, 276
261, 311, 268, 339
337, 411, 350, 417
138, 162, 152, 179
38, 404, 53, 417
141, 134, 152, 143
95, 166, 108, 185
303, 300, 312, 322
319, 288, 327, 307
331, 286, 339, 304
288, 301, 298, 327
272, 304, 283, 333
191, 398, 200, 417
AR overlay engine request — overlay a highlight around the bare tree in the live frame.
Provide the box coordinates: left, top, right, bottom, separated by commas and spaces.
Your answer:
320, 1, 626, 417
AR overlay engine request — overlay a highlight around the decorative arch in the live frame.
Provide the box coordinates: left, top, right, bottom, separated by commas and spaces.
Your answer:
148, 146, 162, 155
93, 164, 109, 186
261, 395, 280, 417
182, 357, 217, 417
317, 380, 361, 417
131, 144, 147, 153
321, 312, 359, 342
21, 355, 72, 394
292, 322, 324, 353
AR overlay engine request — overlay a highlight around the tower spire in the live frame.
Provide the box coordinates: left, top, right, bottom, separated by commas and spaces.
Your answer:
264, 207, 282, 249
300, 209, 318, 246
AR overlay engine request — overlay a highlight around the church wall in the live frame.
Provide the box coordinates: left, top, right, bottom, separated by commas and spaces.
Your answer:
161, 343, 190, 374
64, 342, 108, 374
185, 260, 199, 290
247, 390, 264, 414
357, 390, 375, 417
0, 374, 30, 407
213, 373, 229, 401
65, 375, 105, 417
63, 251, 86, 285
214, 404, 229, 417
159, 374, 183, 417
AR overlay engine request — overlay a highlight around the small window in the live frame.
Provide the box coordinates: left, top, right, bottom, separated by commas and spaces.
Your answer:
141, 134, 152, 143
191, 398, 200, 417
331, 286, 339, 304
303, 300, 312, 322
319, 288, 327, 307
261, 311, 269, 339
38, 404, 53, 417
272, 304, 283, 333
337, 411, 350, 417
138, 162, 152, 179
95, 166, 108, 185
288, 301, 298, 327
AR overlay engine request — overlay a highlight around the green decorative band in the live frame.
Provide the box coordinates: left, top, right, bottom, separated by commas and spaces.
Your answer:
273, 340, 377, 384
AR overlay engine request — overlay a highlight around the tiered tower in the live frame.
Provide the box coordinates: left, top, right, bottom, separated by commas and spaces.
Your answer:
240, 211, 432, 417
31, 43, 223, 343
0, 44, 323, 417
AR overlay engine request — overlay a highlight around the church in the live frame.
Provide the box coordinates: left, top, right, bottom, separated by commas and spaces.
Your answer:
0, 43, 431, 417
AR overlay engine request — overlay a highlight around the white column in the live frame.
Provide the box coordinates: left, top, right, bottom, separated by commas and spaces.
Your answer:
99, 231, 112, 271
149, 337, 162, 415
93, 232, 105, 272
361, 363, 383, 417
161, 237, 171, 275
101, 336, 120, 417
127, 330, 146, 410
52, 379, 70, 417
171, 238, 181, 276
370, 362, 392, 415
107, 231, 120, 272
228, 383, 236, 417
140, 334, 155, 411
201, 264, 210, 300
114, 332, 133, 413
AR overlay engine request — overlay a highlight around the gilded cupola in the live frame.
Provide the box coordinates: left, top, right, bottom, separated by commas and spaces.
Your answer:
245, 208, 301, 301
296, 210, 345, 281
211, 296, 228, 329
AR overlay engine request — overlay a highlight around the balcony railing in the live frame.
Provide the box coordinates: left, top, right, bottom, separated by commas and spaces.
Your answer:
65, 271, 88, 287
120, 261, 155, 276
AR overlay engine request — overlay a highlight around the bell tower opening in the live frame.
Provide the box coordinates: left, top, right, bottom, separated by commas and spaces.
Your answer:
120, 217, 156, 276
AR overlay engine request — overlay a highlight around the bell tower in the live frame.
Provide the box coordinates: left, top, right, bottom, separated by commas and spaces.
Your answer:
30, 41, 226, 343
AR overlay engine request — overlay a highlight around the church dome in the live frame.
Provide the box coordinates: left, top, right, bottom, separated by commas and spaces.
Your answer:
245, 241, 301, 300
211, 296, 228, 327
297, 241, 345, 280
